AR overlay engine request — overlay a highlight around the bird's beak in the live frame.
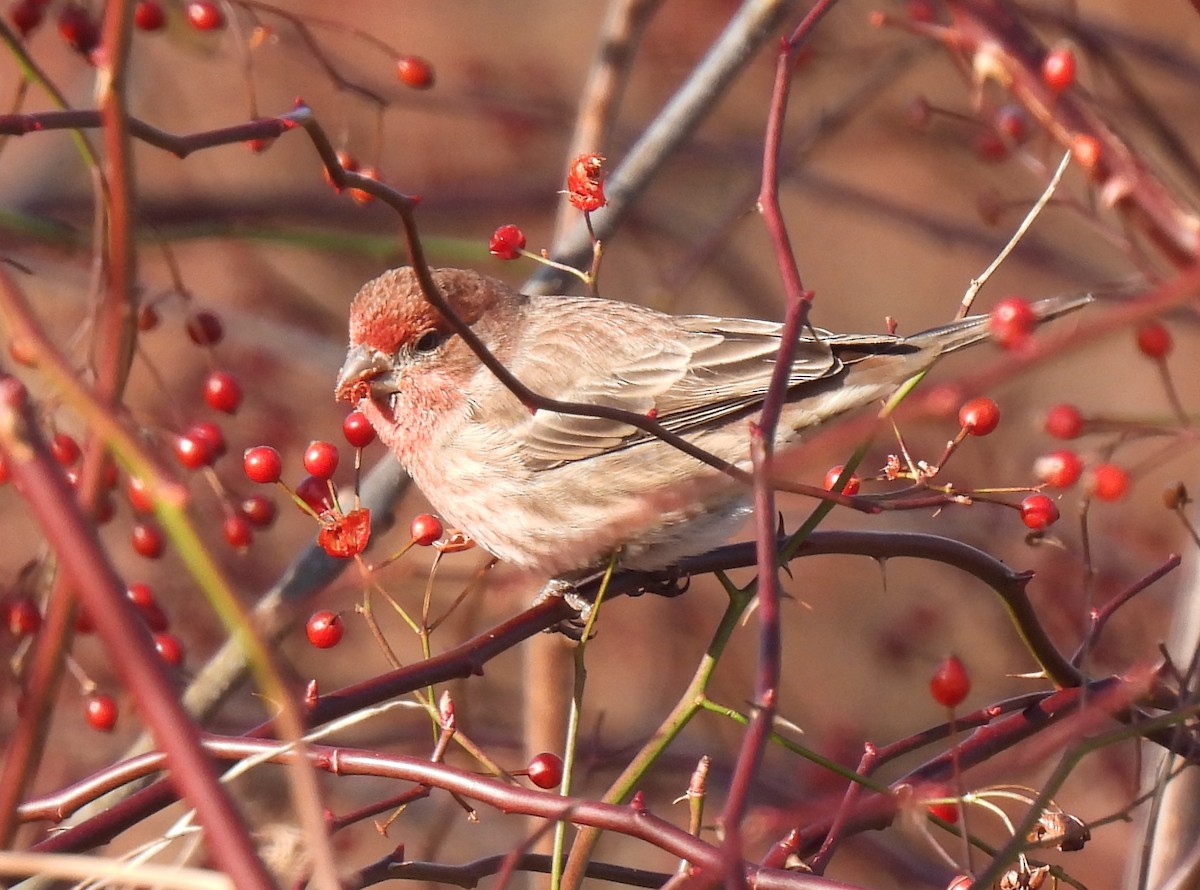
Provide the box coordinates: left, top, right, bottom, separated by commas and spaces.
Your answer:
335, 344, 394, 403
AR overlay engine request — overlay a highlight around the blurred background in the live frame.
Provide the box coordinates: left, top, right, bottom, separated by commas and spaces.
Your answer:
2, 1, 1199, 887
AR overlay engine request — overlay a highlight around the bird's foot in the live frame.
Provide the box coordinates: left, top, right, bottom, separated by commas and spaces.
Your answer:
533, 578, 592, 640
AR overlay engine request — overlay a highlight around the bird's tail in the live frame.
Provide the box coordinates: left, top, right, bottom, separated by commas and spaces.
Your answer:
908, 292, 1094, 354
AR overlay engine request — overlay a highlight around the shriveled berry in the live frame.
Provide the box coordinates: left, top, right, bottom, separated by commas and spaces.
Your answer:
525, 752, 564, 789
131, 521, 165, 558
823, 465, 860, 495
989, 296, 1036, 350
929, 654, 970, 708
1034, 450, 1083, 489
410, 513, 443, 546
243, 446, 282, 484
342, 411, 376, 448
395, 55, 435, 89
303, 441, 339, 480
1044, 404, 1084, 439
1163, 482, 1190, 510
489, 224, 527, 260
1088, 463, 1129, 502
1135, 321, 1172, 359
240, 494, 276, 527
185, 310, 224, 346
958, 397, 1000, 436
203, 370, 243, 413
84, 692, 118, 732
1020, 494, 1059, 530
133, 0, 165, 30
306, 610, 344, 648
317, 507, 371, 558
185, 0, 223, 30
1042, 45, 1077, 93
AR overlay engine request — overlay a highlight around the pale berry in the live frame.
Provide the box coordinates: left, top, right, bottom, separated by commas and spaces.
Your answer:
988, 296, 1035, 350
1042, 45, 1077, 92
823, 465, 860, 495
1136, 321, 1172, 359
1044, 404, 1084, 439
131, 521, 165, 559
930, 654, 970, 708
133, 0, 165, 30
1034, 450, 1083, 488
525, 752, 564, 789
185, 0, 223, 30
958, 397, 1000, 436
410, 513, 443, 546
223, 513, 253, 549
306, 610, 344, 648
83, 692, 118, 732
1072, 134, 1101, 171
395, 55, 435, 89
243, 446, 282, 484
1088, 463, 1129, 502
342, 411, 376, 448
185, 310, 224, 346
203, 370, 243, 413
303, 441, 339, 479
1020, 494, 1059, 530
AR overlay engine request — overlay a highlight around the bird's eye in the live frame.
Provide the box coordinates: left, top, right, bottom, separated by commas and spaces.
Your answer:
413, 330, 447, 354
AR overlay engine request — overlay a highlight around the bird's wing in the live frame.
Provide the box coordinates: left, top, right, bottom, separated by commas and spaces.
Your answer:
511, 309, 844, 468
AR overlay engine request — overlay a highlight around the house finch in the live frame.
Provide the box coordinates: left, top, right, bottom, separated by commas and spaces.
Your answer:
337, 267, 1087, 579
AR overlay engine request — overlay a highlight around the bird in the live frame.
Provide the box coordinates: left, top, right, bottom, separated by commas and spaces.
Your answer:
336, 266, 1088, 581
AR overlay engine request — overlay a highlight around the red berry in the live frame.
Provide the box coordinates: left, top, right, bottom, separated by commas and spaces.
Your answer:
9, 0, 44, 36
185, 310, 224, 346
223, 513, 253, 549
929, 654, 970, 708
83, 692, 118, 732
127, 583, 169, 632
926, 798, 959, 824
395, 55, 435, 89
172, 433, 213, 470
988, 296, 1036, 350
131, 521, 165, 559
187, 421, 226, 461
525, 752, 564, 789
303, 441, 339, 480
203, 370, 243, 413
0, 452, 9, 485
994, 104, 1029, 144
295, 474, 333, 513
6, 596, 41, 636
489, 224, 527, 260
1020, 493, 1059, 530
1042, 45, 1077, 93
348, 166, 381, 205
154, 632, 185, 666
410, 513, 443, 546
906, 0, 935, 22
973, 131, 1008, 163
958, 397, 1000, 437
342, 411, 376, 448
57, 4, 99, 54
137, 304, 159, 331
75, 606, 95, 633
8, 337, 37, 368
50, 432, 81, 467
323, 150, 358, 191
1034, 450, 1083, 489
243, 446, 282, 484
823, 465, 860, 495
240, 494, 276, 528
126, 475, 155, 513
185, 0, 224, 30
306, 610, 344, 648
1088, 463, 1129, 502
133, 0, 165, 30
1135, 321, 1172, 359
1044, 403, 1084, 439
